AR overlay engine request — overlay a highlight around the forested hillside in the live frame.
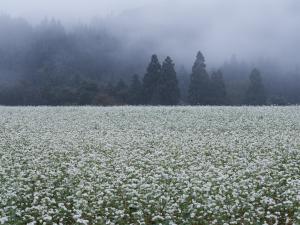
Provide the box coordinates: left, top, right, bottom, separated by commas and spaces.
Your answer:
0, 15, 299, 105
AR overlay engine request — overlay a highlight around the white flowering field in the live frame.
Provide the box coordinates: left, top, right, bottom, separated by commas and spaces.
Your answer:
0, 106, 300, 225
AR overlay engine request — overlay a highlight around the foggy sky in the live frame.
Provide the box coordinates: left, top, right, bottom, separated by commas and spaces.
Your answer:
1, 0, 300, 68
0, 0, 162, 21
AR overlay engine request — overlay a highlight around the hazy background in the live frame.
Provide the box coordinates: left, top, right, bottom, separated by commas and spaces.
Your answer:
0, 0, 299, 105
1, 0, 300, 68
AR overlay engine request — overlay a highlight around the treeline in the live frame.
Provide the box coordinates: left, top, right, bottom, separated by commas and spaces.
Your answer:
1, 50, 267, 106
0, 15, 298, 106
74, 51, 266, 106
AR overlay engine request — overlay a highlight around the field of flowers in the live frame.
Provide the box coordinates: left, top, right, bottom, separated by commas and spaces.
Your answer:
0, 106, 299, 225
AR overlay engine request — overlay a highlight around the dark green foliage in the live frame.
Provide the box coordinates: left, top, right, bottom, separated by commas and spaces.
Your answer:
143, 55, 161, 105
78, 80, 99, 105
94, 94, 117, 106
105, 82, 115, 97
269, 95, 288, 105
128, 75, 143, 105
158, 57, 180, 105
177, 66, 190, 104
245, 69, 267, 105
114, 79, 129, 105
210, 70, 227, 105
188, 51, 210, 105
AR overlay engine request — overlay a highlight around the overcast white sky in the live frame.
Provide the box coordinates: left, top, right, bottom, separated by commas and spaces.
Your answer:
1, 0, 300, 67
0, 0, 166, 22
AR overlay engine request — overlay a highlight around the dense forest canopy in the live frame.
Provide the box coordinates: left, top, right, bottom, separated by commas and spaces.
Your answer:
0, 14, 299, 105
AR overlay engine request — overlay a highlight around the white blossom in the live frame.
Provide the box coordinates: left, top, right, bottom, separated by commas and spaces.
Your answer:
0, 106, 299, 224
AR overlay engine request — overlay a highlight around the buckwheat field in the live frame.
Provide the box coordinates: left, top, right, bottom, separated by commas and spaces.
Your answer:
0, 106, 299, 225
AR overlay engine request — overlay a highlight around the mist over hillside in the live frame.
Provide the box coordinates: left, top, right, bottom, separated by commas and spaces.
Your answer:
0, 0, 299, 105
2, 0, 300, 67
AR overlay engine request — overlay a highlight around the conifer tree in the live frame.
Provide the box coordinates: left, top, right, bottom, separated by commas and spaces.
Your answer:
143, 55, 161, 105
245, 68, 267, 105
158, 56, 180, 105
188, 51, 210, 105
128, 74, 143, 105
177, 66, 189, 104
210, 70, 227, 105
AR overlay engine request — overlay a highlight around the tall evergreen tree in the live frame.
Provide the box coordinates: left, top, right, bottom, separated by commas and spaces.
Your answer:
128, 74, 143, 105
188, 51, 210, 105
245, 68, 267, 105
210, 70, 227, 105
143, 54, 161, 105
177, 66, 189, 104
158, 56, 180, 105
